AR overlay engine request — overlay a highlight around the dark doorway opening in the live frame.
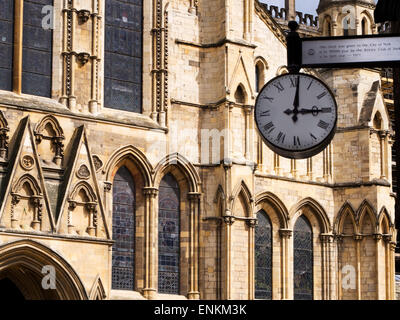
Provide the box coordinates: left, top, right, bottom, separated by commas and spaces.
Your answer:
0, 278, 25, 300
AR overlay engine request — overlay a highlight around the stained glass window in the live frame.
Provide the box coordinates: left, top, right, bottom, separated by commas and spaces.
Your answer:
158, 173, 180, 294
112, 166, 135, 290
105, 0, 142, 112
22, 0, 53, 97
0, 0, 14, 91
255, 210, 272, 299
293, 215, 313, 300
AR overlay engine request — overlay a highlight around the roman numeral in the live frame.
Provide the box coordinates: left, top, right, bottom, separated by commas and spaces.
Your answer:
294, 136, 301, 146
274, 82, 284, 92
318, 120, 329, 130
310, 133, 317, 141
262, 96, 274, 102
276, 132, 285, 143
321, 107, 332, 113
317, 92, 327, 100
263, 122, 274, 132
307, 81, 313, 90
260, 110, 270, 117
290, 77, 298, 87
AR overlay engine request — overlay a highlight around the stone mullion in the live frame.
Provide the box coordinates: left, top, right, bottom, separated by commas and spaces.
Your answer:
373, 233, 383, 299
89, 0, 101, 113
143, 187, 158, 299
354, 234, 362, 300
244, 106, 252, 160
13, 0, 23, 94
188, 192, 201, 299
279, 229, 292, 300
222, 215, 235, 300
247, 219, 257, 300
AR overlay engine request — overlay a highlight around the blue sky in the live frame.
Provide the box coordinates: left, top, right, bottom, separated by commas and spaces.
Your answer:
260, 0, 377, 15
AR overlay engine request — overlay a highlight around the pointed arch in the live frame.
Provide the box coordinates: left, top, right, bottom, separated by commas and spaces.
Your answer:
34, 115, 64, 138
12, 174, 42, 196
289, 197, 331, 233
153, 153, 201, 193
378, 206, 393, 234
255, 191, 289, 229
357, 199, 377, 232
69, 181, 97, 203
89, 275, 106, 300
231, 180, 253, 218
234, 84, 247, 104
334, 201, 357, 234
0, 239, 88, 300
214, 185, 226, 216
104, 145, 153, 187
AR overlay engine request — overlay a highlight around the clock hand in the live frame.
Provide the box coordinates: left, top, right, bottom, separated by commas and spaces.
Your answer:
299, 107, 332, 116
292, 76, 300, 122
284, 108, 293, 115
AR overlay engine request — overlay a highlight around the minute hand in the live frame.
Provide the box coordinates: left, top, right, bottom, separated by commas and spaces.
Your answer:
299, 107, 332, 116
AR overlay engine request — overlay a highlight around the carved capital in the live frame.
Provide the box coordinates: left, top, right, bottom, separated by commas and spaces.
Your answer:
279, 229, 292, 239
335, 234, 344, 243
353, 234, 363, 241
77, 9, 91, 23
320, 233, 334, 243
143, 187, 158, 197
188, 192, 201, 201
85, 202, 97, 213
223, 215, 235, 225
68, 200, 77, 210
11, 193, 21, 205
104, 182, 112, 193
383, 234, 392, 243
246, 218, 258, 228
373, 233, 383, 241
77, 52, 90, 65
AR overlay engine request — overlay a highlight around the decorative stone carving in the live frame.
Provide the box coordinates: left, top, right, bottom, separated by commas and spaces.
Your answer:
279, 229, 293, 238
76, 164, 90, 179
77, 52, 90, 66
246, 218, 258, 228
77, 9, 91, 23
20, 155, 35, 171
223, 215, 235, 225
92, 155, 103, 172
104, 182, 112, 193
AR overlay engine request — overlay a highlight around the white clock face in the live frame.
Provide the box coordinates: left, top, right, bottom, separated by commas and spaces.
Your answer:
255, 73, 337, 159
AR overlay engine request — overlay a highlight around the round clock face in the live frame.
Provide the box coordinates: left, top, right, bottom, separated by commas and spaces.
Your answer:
255, 73, 337, 159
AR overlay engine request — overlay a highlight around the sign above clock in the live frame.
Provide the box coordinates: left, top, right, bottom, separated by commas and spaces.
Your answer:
254, 73, 337, 159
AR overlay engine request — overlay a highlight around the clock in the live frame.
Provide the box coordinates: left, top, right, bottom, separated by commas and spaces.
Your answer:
255, 73, 337, 159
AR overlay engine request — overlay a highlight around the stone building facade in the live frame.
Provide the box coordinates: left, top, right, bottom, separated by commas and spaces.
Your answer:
0, 0, 396, 300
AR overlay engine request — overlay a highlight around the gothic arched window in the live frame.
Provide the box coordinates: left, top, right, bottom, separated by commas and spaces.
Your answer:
293, 215, 313, 300
0, 1, 14, 91
255, 210, 272, 299
158, 173, 180, 294
362, 18, 367, 35
112, 166, 136, 290
22, 0, 53, 97
105, 0, 142, 112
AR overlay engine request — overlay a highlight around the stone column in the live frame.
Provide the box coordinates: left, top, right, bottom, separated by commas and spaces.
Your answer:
247, 218, 257, 300
320, 233, 334, 300
13, 0, 23, 94
222, 215, 235, 300
373, 233, 383, 300
188, 192, 201, 300
279, 229, 292, 300
244, 106, 252, 160
285, 0, 296, 21
353, 234, 363, 300
142, 187, 158, 299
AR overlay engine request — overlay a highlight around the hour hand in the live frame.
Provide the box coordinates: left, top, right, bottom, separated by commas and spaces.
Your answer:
284, 108, 293, 115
